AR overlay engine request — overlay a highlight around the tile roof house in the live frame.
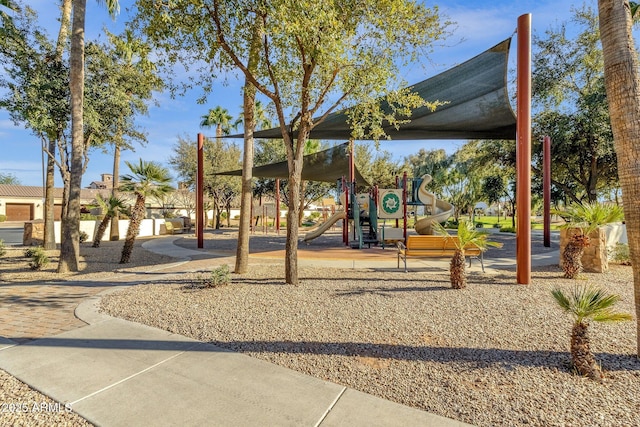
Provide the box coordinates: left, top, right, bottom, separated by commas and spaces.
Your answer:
0, 184, 110, 222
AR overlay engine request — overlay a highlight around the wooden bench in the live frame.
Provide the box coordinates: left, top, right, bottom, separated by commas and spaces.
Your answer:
164, 220, 191, 235
397, 235, 484, 273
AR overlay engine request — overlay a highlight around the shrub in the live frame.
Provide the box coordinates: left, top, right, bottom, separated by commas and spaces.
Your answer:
500, 226, 516, 233
79, 230, 89, 243
308, 212, 321, 220
610, 243, 631, 265
0, 239, 6, 257
25, 247, 49, 270
193, 264, 231, 288
80, 213, 98, 220
0, 214, 6, 222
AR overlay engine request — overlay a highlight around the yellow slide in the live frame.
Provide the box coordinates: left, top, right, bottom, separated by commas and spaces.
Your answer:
302, 211, 346, 242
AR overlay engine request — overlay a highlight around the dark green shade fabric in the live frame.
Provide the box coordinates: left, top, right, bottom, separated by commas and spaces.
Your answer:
218, 142, 369, 184
229, 39, 516, 141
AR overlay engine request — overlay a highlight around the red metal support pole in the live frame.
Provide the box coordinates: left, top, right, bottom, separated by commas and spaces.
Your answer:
343, 177, 349, 246
402, 172, 408, 241
196, 133, 204, 248
275, 178, 280, 234
543, 136, 551, 247
516, 14, 532, 285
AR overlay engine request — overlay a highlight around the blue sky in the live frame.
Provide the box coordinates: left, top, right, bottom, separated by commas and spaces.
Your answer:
1, 0, 589, 186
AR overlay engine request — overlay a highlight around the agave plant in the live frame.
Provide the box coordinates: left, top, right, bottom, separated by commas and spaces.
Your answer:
556, 202, 624, 279
551, 285, 632, 381
434, 220, 502, 289
92, 194, 128, 248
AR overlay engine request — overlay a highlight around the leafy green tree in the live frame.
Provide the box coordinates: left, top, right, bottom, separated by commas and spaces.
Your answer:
551, 285, 632, 380
169, 135, 242, 229
532, 6, 617, 204
440, 143, 484, 222
0, 173, 20, 185
135, 0, 448, 285
0, 2, 70, 250
482, 175, 506, 224
354, 144, 405, 189
119, 160, 173, 263
405, 148, 450, 197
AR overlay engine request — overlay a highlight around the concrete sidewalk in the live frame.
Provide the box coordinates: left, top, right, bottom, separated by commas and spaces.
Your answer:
0, 234, 558, 426
0, 291, 470, 426
0, 236, 475, 426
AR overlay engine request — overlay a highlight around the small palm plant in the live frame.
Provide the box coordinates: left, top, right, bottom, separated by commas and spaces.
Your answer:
551, 285, 632, 381
119, 160, 173, 263
556, 202, 624, 279
434, 220, 502, 289
92, 194, 127, 248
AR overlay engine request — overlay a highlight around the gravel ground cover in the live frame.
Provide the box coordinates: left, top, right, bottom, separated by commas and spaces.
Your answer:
101, 262, 639, 427
0, 369, 92, 427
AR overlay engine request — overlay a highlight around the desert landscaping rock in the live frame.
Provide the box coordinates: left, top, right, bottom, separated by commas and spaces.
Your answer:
101, 262, 639, 427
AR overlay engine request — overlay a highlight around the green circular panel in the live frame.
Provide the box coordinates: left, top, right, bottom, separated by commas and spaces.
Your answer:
382, 192, 401, 214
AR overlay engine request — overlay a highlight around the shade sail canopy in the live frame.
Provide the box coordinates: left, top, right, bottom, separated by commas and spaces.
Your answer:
218, 143, 369, 184
229, 39, 516, 141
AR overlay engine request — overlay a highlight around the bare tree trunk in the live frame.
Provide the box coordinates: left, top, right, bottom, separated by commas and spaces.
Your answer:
598, 0, 640, 356
43, 142, 57, 250
284, 140, 305, 285
235, 89, 255, 273
120, 194, 145, 264
44, 0, 72, 250
110, 144, 120, 240
58, 0, 85, 273
298, 180, 306, 223
235, 18, 261, 274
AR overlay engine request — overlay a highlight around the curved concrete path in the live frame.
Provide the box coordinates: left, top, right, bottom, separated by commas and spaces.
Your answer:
0, 236, 472, 426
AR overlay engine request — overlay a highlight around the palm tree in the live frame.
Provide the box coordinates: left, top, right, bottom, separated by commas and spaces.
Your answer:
59, 0, 120, 273
200, 106, 233, 139
119, 160, 173, 263
598, 0, 640, 357
557, 202, 624, 279
551, 285, 632, 381
434, 220, 501, 289
92, 194, 127, 248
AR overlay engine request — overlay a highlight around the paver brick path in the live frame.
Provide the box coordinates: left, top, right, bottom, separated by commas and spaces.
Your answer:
0, 282, 110, 343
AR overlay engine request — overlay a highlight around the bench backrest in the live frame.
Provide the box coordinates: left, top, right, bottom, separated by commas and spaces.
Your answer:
405, 235, 480, 253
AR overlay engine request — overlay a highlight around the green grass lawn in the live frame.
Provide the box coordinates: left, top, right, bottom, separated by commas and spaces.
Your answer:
472, 215, 562, 231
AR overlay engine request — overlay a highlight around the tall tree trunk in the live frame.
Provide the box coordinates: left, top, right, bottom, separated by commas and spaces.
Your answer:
235, 20, 261, 273
58, 0, 85, 273
284, 137, 305, 285
44, 0, 72, 250
110, 144, 121, 241
92, 213, 111, 247
120, 194, 144, 264
598, 0, 640, 356
43, 141, 57, 250
298, 180, 307, 223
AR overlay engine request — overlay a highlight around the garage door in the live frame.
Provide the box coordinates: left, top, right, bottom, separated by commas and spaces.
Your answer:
6, 203, 34, 221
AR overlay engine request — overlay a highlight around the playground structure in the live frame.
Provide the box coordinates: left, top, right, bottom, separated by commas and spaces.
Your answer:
212, 21, 535, 284
303, 172, 454, 249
